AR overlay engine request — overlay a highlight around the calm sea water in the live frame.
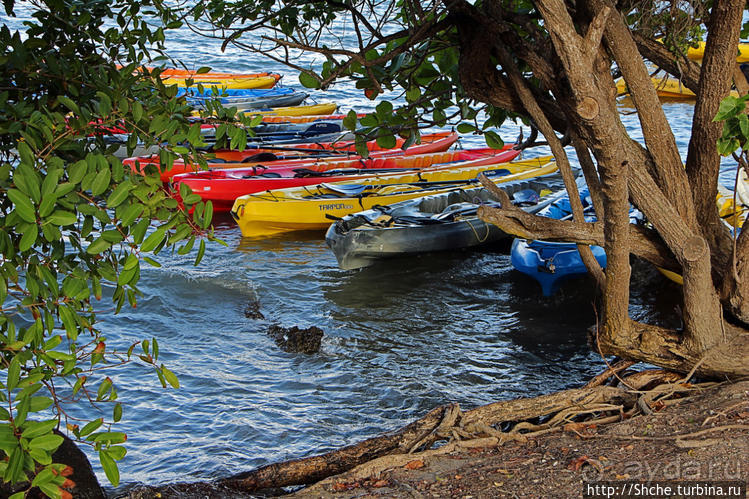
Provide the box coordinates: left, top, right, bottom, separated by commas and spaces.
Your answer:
1, 8, 725, 494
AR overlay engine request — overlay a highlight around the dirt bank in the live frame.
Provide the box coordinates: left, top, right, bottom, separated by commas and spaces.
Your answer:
292, 381, 748, 498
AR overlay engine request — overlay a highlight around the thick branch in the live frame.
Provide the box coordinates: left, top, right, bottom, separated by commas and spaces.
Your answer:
492, 37, 606, 288
477, 202, 679, 271
602, 5, 696, 226
631, 32, 701, 92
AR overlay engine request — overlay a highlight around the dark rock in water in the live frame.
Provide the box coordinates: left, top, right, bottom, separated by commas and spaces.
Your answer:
244, 298, 264, 319
0, 431, 105, 498
267, 325, 324, 354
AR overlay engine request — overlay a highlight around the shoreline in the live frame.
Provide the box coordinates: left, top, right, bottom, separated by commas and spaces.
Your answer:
122, 378, 749, 498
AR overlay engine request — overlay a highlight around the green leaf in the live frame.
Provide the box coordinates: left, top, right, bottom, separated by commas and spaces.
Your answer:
47, 210, 77, 226
21, 419, 58, 439
86, 237, 112, 255
31, 467, 56, 487
19, 225, 38, 252
119, 203, 144, 227
195, 238, 206, 265
457, 123, 476, 133
196, 66, 212, 74
38, 483, 63, 499
342, 110, 358, 131
161, 365, 179, 388
7, 358, 20, 391
132, 101, 143, 123
0, 424, 18, 453
68, 160, 88, 185
107, 445, 127, 460
107, 180, 134, 208
113, 402, 122, 423
484, 131, 504, 149
57, 95, 80, 114
4, 445, 26, 483
17, 141, 36, 167
7, 188, 37, 223
140, 227, 166, 253
202, 201, 213, 229
28, 433, 63, 451
99, 449, 120, 486
29, 396, 54, 412
91, 431, 126, 444
298, 71, 320, 89
79, 418, 103, 437
96, 91, 112, 117
714, 96, 742, 121
91, 167, 112, 197
405, 86, 421, 102
28, 447, 53, 466
375, 133, 397, 150
739, 113, 749, 139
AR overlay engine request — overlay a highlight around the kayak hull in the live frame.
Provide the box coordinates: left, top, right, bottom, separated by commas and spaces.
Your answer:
616, 76, 740, 100
162, 75, 279, 89
511, 239, 607, 296
189, 92, 309, 111
325, 176, 562, 270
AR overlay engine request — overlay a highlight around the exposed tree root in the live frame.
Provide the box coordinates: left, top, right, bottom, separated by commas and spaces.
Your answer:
134, 366, 722, 496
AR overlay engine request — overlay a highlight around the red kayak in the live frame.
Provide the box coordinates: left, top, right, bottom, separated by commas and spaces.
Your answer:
125, 131, 459, 182
172, 147, 521, 212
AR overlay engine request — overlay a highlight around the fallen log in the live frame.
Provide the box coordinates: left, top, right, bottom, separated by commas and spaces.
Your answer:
216, 403, 454, 492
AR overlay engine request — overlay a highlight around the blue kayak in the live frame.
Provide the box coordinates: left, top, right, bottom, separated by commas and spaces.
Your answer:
511, 238, 607, 296
510, 186, 604, 296
176, 86, 295, 99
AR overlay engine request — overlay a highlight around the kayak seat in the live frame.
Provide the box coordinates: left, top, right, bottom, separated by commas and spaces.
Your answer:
242, 152, 279, 163
391, 215, 444, 225
258, 172, 282, 178
293, 168, 323, 178
512, 188, 541, 206
320, 183, 367, 196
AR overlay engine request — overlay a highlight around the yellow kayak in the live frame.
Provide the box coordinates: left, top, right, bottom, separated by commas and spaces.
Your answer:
161, 75, 279, 89
192, 102, 338, 118
687, 41, 749, 62
616, 76, 740, 100
244, 102, 338, 117
231, 156, 558, 237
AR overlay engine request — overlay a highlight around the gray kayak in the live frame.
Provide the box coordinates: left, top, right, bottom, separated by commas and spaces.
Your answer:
189, 91, 309, 111
325, 175, 565, 270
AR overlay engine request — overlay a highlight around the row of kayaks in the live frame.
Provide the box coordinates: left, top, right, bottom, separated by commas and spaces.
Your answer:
117, 64, 748, 294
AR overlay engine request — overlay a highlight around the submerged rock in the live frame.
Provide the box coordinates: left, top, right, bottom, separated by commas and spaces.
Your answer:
267, 325, 324, 354
244, 297, 264, 319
